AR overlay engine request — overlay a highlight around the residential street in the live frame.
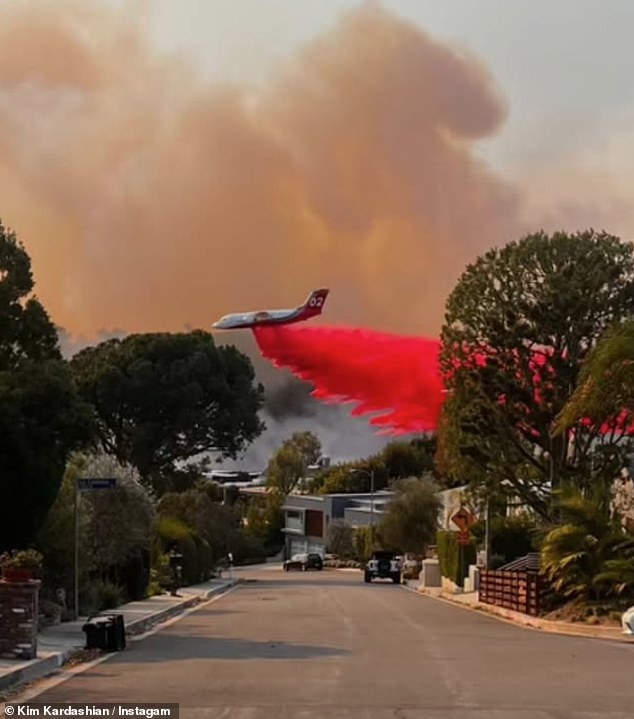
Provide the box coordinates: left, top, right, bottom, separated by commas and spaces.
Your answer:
20, 568, 633, 718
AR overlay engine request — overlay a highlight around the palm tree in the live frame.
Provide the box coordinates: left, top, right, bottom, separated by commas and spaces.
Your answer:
541, 487, 634, 601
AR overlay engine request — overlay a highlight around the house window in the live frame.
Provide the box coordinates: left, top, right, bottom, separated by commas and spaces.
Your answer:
287, 510, 302, 520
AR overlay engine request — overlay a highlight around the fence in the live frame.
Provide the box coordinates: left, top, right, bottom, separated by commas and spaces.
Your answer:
478, 570, 543, 616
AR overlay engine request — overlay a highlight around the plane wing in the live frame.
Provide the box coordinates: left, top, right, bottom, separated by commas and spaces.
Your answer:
212, 289, 329, 330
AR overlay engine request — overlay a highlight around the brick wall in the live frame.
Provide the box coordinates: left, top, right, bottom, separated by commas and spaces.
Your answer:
0, 580, 41, 659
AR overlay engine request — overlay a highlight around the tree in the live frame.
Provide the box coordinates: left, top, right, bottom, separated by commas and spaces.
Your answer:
326, 519, 355, 557
70, 332, 265, 487
378, 477, 441, 554
158, 488, 268, 565
37, 452, 155, 604
440, 230, 634, 521
541, 487, 634, 601
555, 319, 634, 432
0, 221, 92, 551
77, 453, 155, 587
266, 431, 321, 495
382, 437, 437, 480
245, 493, 285, 551
312, 440, 435, 496
470, 514, 537, 565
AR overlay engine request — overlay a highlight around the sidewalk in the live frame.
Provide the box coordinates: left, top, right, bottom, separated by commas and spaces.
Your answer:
0, 577, 235, 696
407, 581, 634, 643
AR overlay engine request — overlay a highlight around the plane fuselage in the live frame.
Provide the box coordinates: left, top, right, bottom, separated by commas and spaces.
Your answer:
211, 289, 329, 330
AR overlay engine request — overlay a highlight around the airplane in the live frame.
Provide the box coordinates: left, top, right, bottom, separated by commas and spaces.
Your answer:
212, 288, 329, 330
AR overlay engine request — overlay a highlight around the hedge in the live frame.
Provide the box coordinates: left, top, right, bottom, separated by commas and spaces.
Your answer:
194, 536, 214, 582
470, 515, 537, 563
156, 515, 199, 585
436, 530, 476, 587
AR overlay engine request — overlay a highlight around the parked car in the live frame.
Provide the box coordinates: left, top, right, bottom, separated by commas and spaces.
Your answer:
364, 550, 401, 584
283, 553, 323, 571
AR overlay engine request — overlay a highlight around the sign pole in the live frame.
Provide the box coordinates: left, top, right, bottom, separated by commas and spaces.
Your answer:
73, 477, 116, 620
73, 483, 79, 620
459, 542, 464, 589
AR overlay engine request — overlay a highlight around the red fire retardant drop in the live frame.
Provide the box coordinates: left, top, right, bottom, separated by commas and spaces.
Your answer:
253, 325, 444, 435
254, 325, 634, 437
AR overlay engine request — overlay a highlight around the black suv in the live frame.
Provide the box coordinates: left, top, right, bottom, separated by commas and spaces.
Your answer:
364, 551, 401, 584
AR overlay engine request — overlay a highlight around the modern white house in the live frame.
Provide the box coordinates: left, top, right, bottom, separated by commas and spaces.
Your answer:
281, 491, 394, 558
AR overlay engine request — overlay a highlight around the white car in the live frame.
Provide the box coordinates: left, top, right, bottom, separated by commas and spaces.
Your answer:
622, 605, 634, 635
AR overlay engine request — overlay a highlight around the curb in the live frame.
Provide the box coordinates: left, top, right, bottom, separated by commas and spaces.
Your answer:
0, 582, 234, 696
0, 653, 66, 694
414, 586, 634, 643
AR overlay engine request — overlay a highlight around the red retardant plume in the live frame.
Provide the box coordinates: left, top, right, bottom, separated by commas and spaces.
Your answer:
254, 325, 634, 437
253, 325, 443, 434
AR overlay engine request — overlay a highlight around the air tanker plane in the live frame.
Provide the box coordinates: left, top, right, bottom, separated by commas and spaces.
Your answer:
212, 289, 329, 330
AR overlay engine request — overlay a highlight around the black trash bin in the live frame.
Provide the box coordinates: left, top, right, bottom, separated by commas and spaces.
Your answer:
82, 619, 109, 650
101, 613, 126, 652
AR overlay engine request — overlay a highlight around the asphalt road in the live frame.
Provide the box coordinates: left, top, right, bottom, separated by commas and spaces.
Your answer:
18, 567, 634, 718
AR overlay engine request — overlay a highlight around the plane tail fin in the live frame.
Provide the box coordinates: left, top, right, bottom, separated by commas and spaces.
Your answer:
302, 288, 329, 317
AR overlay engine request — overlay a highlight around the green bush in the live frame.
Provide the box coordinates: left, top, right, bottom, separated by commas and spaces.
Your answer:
155, 515, 199, 585
146, 571, 164, 597
232, 533, 268, 565
151, 553, 172, 593
195, 536, 213, 582
354, 527, 374, 562
471, 514, 537, 563
82, 580, 124, 614
436, 531, 476, 587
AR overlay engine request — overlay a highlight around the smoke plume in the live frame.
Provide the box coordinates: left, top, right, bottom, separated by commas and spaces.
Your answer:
0, 0, 518, 339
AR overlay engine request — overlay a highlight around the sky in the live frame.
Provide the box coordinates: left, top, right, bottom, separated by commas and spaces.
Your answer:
145, 0, 634, 181
1, 0, 633, 340
1, 0, 633, 464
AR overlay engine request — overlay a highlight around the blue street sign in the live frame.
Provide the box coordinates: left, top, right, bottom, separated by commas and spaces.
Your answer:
77, 477, 117, 491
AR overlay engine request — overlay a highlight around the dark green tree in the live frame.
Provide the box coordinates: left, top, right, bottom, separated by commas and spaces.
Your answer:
0, 221, 92, 551
555, 319, 634, 432
266, 431, 321, 495
382, 437, 437, 479
378, 476, 441, 554
312, 440, 434, 495
70, 332, 265, 487
440, 230, 634, 521
157, 489, 241, 560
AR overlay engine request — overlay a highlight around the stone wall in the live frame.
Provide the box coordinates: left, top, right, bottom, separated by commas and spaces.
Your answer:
0, 580, 40, 659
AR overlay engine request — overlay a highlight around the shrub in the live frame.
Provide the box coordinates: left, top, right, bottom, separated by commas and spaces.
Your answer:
354, 527, 374, 562
541, 488, 634, 602
151, 553, 172, 593
471, 514, 537, 563
195, 536, 213, 582
0, 549, 43, 576
436, 531, 476, 587
83, 580, 124, 614
155, 515, 199, 585
120, 548, 151, 600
